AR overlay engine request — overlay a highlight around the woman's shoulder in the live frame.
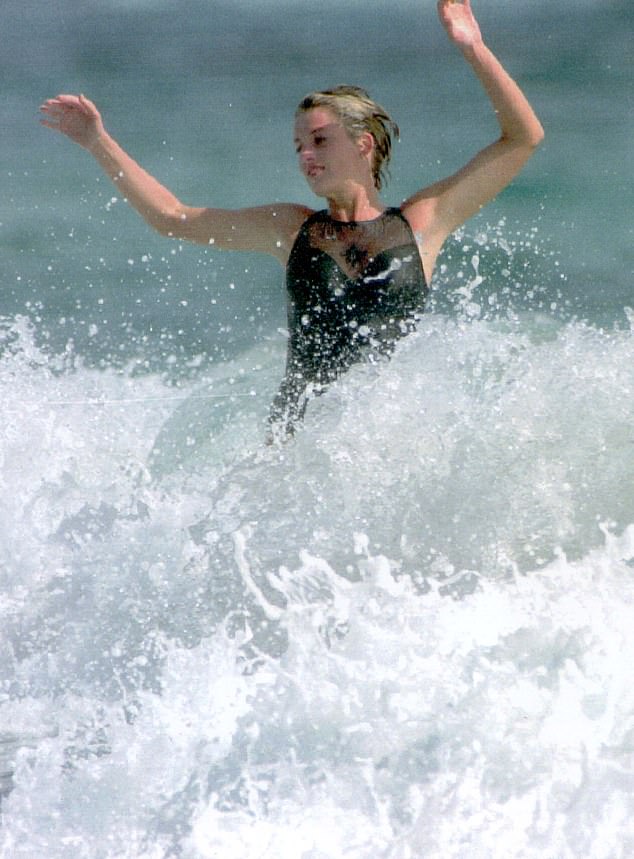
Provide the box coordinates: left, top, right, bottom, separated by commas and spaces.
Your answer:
260, 203, 316, 263
274, 203, 316, 228
399, 193, 438, 235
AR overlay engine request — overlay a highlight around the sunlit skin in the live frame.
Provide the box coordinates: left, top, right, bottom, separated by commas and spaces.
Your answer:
40, 0, 543, 287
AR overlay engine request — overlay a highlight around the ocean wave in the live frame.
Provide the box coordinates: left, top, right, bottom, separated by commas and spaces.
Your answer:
1, 310, 634, 856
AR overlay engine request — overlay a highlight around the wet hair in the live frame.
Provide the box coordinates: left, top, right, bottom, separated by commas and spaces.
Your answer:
296, 85, 400, 191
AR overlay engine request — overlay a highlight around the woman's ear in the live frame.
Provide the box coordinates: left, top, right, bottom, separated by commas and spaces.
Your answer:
357, 131, 375, 159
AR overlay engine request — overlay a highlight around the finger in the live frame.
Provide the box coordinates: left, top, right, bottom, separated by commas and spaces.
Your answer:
51, 94, 88, 113
45, 95, 75, 108
78, 94, 100, 117
39, 102, 72, 118
40, 96, 77, 112
39, 98, 64, 111
39, 103, 63, 118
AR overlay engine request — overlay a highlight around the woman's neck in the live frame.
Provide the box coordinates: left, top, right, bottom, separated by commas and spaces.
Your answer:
326, 184, 384, 223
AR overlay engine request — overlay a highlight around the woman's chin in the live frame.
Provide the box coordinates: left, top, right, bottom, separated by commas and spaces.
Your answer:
305, 173, 330, 196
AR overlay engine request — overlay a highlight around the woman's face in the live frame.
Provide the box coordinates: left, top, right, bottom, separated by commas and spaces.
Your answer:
294, 108, 370, 196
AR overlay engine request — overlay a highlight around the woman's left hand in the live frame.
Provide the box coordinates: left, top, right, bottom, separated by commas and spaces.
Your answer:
437, 0, 483, 49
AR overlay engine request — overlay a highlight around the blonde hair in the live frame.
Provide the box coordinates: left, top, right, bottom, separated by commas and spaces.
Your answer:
296, 85, 400, 191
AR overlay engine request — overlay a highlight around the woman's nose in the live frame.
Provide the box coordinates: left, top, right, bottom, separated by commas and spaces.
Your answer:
298, 146, 315, 164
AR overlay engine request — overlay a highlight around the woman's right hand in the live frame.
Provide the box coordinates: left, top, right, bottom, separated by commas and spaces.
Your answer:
40, 94, 105, 150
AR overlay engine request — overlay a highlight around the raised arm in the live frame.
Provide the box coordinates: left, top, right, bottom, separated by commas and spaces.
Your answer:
40, 94, 309, 264
402, 0, 544, 279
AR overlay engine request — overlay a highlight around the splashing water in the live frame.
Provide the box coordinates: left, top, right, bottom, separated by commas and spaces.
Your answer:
1, 296, 634, 857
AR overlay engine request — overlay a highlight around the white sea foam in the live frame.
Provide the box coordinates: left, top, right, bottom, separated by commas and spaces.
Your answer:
1, 309, 634, 856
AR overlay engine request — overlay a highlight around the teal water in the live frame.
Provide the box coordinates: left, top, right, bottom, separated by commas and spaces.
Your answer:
1, 1, 634, 857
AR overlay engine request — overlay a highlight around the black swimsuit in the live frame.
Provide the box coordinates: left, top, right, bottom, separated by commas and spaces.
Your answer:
270, 207, 428, 431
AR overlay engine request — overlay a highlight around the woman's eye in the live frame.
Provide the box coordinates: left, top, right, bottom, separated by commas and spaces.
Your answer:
294, 135, 326, 153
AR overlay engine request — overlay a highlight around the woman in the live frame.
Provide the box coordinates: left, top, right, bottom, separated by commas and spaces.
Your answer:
40, 0, 543, 434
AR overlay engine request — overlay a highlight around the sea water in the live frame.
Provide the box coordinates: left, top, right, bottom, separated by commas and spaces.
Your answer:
1, 0, 634, 856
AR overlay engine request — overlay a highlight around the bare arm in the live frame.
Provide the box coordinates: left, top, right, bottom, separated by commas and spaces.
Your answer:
403, 1, 544, 278
40, 94, 310, 263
